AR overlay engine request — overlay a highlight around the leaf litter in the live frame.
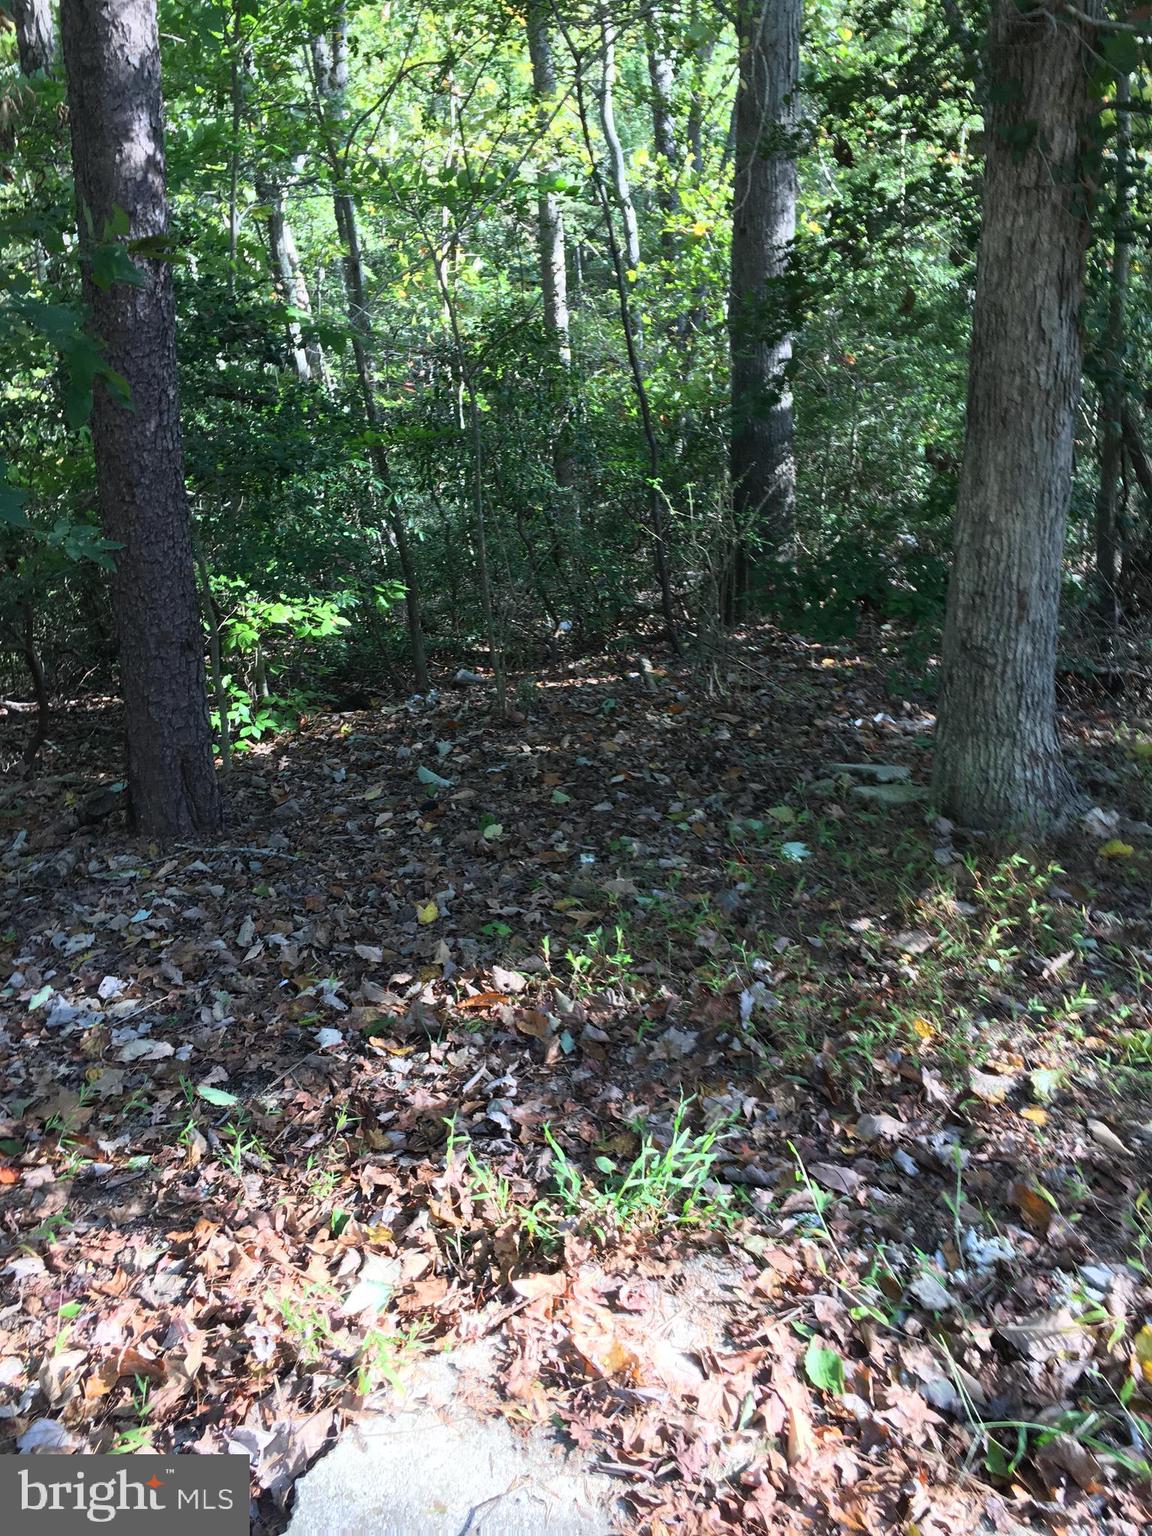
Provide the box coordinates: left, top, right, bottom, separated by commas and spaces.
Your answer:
2, 626, 1152, 1532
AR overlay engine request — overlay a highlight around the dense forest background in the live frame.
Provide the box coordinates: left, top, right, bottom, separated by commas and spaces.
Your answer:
3, 0, 1146, 820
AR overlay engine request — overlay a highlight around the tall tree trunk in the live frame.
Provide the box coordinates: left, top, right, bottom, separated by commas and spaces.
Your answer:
257, 175, 325, 384
1122, 402, 1152, 508
195, 550, 232, 776
728, 0, 800, 611
685, 0, 716, 176
646, 3, 679, 242
1120, 403, 1152, 596
681, 5, 718, 349
226, 0, 244, 300
561, 21, 680, 652
4, 548, 49, 771
933, 0, 1096, 832
311, 9, 428, 691
12, 0, 57, 302
11, 0, 55, 74
526, 0, 579, 521
599, 21, 642, 278
19, 604, 49, 770
526, 4, 570, 369
59, 0, 222, 837
1093, 72, 1131, 634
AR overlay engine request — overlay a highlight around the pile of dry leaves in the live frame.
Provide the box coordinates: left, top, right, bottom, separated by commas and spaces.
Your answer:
2, 628, 1151, 1532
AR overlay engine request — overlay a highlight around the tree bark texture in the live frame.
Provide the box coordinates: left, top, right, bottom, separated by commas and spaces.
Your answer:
729, 0, 800, 590
1093, 72, 1131, 632
1122, 402, 1152, 506
933, 0, 1095, 831
527, 2, 571, 369
599, 22, 641, 277
11, 0, 55, 74
526, 0, 579, 515
59, 0, 222, 837
257, 176, 324, 384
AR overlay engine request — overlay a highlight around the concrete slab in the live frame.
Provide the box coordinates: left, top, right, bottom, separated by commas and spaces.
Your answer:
287, 1406, 622, 1536
287, 1257, 748, 1533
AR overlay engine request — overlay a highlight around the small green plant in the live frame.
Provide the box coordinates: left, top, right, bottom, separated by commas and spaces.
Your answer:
57, 1143, 92, 1178
563, 925, 636, 994
23, 1208, 73, 1247
354, 1322, 431, 1396
462, 1152, 517, 1221
444, 1119, 528, 1226
789, 1145, 836, 1234
53, 1300, 83, 1355
44, 1086, 97, 1175
305, 1155, 341, 1203
278, 1291, 335, 1364
331, 1104, 360, 1139
109, 1376, 154, 1454
941, 1144, 968, 1255
966, 854, 1068, 965
218, 1119, 267, 1175
443, 1104, 737, 1254
212, 681, 305, 749
205, 582, 361, 751
977, 1402, 1150, 1484
538, 1101, 736, 1242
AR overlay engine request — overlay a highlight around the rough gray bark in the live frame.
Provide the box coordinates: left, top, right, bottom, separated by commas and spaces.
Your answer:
11, 0, 55, 74
1093, 72, 1131, 633
728, 0, 800, 603
933, 0, 1096, 831
59, 0, 222, 837
526, 3, 571, 369
257, 175, 325, 384
311, 8, 428, 691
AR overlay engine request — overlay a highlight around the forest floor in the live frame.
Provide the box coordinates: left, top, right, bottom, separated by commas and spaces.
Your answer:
3, 625, 1152, 1534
